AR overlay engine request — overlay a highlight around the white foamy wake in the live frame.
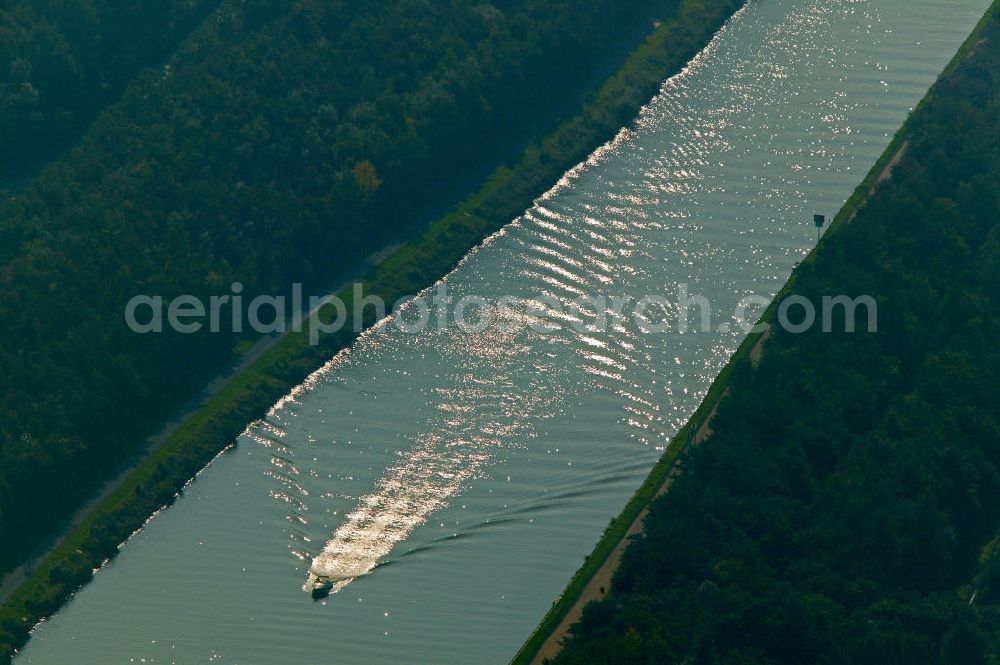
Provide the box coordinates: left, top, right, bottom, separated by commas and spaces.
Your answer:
305, 303, 572, 592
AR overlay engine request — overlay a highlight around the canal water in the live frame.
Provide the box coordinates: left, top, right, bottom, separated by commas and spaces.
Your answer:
17, 1, 991, 663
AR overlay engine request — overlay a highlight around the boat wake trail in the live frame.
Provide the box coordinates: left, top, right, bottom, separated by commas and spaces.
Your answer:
290, 303, 575, 594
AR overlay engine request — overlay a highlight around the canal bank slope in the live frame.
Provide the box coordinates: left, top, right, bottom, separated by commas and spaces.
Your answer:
0, 0, 748, 660
511, 2, 1000, 663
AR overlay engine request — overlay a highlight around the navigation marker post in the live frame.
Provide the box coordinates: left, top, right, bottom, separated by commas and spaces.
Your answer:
814, 214, 826, 242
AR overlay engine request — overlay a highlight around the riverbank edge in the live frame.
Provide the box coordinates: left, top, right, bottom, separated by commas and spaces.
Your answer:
0, 0, 748, 659
508, 2, 1000, 663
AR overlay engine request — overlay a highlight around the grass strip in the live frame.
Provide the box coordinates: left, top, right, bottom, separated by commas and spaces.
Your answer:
0, 0, 748, 660
508, 2, 1000, 662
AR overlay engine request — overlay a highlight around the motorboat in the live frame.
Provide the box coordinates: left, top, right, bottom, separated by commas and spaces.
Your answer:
311, 577, 334, 600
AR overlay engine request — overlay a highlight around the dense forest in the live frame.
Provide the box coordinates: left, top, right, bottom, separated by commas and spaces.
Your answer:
0, 0, 220, 185
551, 8, 1000, 664
0, 0, 750, 594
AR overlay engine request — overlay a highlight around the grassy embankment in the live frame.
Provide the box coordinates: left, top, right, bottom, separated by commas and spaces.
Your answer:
0, 0, 747, 659
508, 2, 1000, 663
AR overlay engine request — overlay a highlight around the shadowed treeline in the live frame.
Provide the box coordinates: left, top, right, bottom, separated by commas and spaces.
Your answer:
0, 0, 747, 660
0, 0, 221, 187
551, 5, 1000, 664
0, 0, 674, 576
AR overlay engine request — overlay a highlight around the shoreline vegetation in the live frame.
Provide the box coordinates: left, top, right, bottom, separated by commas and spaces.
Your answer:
0, 0, 747, 659
0, 0, 675, 579
516, 2, 1000, 663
